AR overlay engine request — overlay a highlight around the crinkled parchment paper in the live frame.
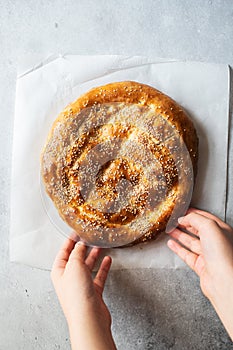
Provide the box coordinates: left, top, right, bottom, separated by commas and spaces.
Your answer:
10, 55, 229, 270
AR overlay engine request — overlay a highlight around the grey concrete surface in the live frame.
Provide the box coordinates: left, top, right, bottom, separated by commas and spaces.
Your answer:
0, 0, 233, 349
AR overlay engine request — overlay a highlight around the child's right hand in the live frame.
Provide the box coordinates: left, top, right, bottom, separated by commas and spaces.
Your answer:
167, 208, 233, 341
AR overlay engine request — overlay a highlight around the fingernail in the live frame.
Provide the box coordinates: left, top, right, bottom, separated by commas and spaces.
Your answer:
178, 216, 185, 224
167, 239, 174, 248
70, 231, 80, 242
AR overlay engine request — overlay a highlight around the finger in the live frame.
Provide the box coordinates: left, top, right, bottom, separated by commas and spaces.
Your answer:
85, 247, 102, 272
178, 212, 220, 238
94, 256, 112, 295
69, 231, 81, 242
167, 239, 199, 274
52, 238, 76, 276
188, 207, 229, 230
68, 241, 87, 263
168, 228, 202, 255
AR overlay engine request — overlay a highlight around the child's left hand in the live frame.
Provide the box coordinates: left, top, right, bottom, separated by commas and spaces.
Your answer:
51, 237, 112, 333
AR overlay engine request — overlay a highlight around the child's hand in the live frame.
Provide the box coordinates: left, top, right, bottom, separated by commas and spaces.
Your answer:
51, 238, 116, 350
167, 208, 233, 340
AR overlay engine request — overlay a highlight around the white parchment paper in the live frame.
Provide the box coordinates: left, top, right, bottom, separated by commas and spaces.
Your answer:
10, 55, 230, 270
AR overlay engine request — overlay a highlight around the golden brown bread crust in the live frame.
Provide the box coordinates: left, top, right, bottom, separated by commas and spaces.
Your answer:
41, 81, 198, 247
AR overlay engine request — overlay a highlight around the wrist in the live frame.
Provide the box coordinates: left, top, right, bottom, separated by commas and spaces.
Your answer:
208, 272, 233, 341
66, 299, 111, 330
68, 311, 116, 350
